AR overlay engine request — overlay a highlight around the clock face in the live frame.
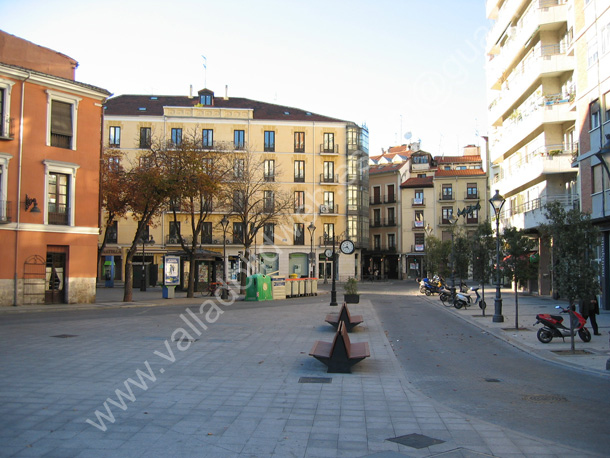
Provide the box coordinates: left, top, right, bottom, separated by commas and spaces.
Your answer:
340, 240, 355, 254
324, 249, 333, 258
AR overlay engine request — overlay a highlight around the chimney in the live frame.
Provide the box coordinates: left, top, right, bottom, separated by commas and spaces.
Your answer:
224, 85, 229, 100
189, 85, 193, 99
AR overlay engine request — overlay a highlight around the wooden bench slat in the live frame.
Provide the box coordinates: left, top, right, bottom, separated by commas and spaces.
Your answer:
309, 321, 369, 373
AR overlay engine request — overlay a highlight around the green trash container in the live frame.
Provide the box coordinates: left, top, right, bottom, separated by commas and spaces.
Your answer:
245, 274, 274, 301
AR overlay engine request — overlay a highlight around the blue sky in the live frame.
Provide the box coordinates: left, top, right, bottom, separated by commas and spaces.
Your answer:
0, 0, 490, 156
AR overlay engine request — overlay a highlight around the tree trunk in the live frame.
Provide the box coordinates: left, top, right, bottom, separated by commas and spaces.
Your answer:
514, 281, 519, 329
123, 259, 133, 302
187, 252, 196, 298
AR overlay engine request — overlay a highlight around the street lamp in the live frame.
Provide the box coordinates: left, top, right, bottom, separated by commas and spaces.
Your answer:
140, 235, 155, 292
489, 189, 506, 323
424, 223, 433, 278
308, 222, 316, 278
220, 215, 230, 300
448, 213, 458, 292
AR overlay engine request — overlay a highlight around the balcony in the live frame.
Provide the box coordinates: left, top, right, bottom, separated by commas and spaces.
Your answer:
370, 194, 396, 205
320, 204, 339, 215
412, 220, 426, 230
412, 197, 425, 207
501, 193, 579, 230
386, 217, 396, 227
294, 205, 305, 214
370, 219, 383, 228
495, 145, 577, 194
319, 173, 340, 184
439, 193, 455, 202
592, 190, 610, 220
48, 204, 69, 225
319, 144, 339, 155
166, 235, 194, 245
465, 192, 479, 200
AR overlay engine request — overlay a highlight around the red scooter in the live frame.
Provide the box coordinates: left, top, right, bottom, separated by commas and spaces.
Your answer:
534, 305, 591, 343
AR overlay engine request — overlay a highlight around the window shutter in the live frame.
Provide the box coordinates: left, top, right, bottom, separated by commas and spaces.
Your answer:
51, 101, 73, 136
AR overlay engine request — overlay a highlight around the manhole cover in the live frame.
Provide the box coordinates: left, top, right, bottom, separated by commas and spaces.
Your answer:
522, 394, 568, 403
387, 433, 445, 449
51, 334, 78, 338
299, 377, 332, 384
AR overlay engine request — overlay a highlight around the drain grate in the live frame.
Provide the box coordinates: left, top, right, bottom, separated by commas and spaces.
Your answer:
387, 433, 445, 449
51, 334, 78, 338
523, 394, 568, 404
485, 378, 501, 383
173, 338, 198, 343
299, 377, 332, 384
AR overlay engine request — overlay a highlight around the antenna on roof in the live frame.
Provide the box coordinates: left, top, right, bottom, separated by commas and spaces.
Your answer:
202, 55, 207, 88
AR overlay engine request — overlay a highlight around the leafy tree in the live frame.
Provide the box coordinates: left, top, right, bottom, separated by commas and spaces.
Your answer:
425, 235, 451, 280
501, 226, 537, 329
219, 148, 293, 293
453, 230, 471, 285
98, 149, 129, 271
161, 134, 231, 297
471, 221, 495, 314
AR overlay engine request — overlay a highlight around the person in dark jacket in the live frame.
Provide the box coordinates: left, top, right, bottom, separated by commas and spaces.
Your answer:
579, 295, 601, 336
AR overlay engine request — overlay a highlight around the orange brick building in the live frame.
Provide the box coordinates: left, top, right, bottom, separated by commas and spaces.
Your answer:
0, 31, 110, 306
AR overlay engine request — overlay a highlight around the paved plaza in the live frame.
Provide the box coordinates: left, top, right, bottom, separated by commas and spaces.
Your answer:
0, 283, 608, 457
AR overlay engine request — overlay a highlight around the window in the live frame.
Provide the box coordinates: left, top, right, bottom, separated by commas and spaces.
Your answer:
294, 132, 305, 152
294, 223, 305, 245
467, 209, 479, 224
442, 206, 453, 224
373, 234, 381, 251
108, 156, 121, 172
108, 126, 121, 147
373, 208, 381, 226
323, 161, 334, 182
139, 127, 151, 149
414, 210, 424, 228
415, 233, 425, 251
388, 234, 396, 250
48, 172, 69, 225
591, 100, 601, 130
263, 190, 274, 213
202, 129, 213, 149
233, 190, 245, 212
388, 207, 396, 225
294, 160, 305, 182
348, 215, 358, 240
588, 36, 599, 67
0, 153, 11, 222
0, 79, 15, 138
46, 90, 80, 150
234, 159, 245, 178
442, 184, 453, 200
347, 156, 358, 180
50, 100, 74, 149
605, 92, 610, 122
593, 164, 603, 194
106, 220, 118, 244
467, 183, 478, 199
602, 22, 610, 55
414, 189, 424, 205
169, 221, 181, 244
264, 160, 275, 182
347, 185, 358, 210
323, 191, 334, 213
233, 222, 244, 244
456, 165, 466, 170
372, 186, 381, 204
323, 223, 334, 242
201, 222, 212, 244
264, 131, 275, 152
387, 184, 395, 203
323, 133, 335, 153
417, 173, 427, 178
171, 128, 182, 146
199, 94, 212, 105
234, 130, 245, 149
294, 191, 305, 213
263, 223, 274, 245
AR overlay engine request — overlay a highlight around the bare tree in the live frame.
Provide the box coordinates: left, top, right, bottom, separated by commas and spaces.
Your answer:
219, 148, 293, 293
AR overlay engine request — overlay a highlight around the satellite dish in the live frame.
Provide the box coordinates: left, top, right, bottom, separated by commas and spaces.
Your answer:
404, 131, 412, 140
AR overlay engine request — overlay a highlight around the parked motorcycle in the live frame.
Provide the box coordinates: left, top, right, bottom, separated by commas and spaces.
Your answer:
417, 275, 445, 296
439, 282, 473, 306
533, 305, 591, 343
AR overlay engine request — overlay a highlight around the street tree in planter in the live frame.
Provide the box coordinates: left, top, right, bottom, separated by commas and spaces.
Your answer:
425, 235, 451, 280
501, 226, 537, 330
471, 222, 495, 315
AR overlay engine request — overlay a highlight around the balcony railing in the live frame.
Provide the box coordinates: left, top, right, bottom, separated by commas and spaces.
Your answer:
370, 219, 383, 228
370, 194, 396, 205
439, 193, 454, 201
384, 195, 396, 204
50, 133, 72, 149
48, 204, 69, 225
320, 173, 340, 184
320, 144, 339, 154
166, 235, 194, 245
264, 175, 275, 182
412, 198, 425, 206
294, 205, 305, 214
0, 200, 12, 224
320, 204, 338, 214
465, 192, 479, 200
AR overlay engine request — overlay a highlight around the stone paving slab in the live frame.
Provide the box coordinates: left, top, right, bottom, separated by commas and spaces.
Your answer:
0, 292, 603, 457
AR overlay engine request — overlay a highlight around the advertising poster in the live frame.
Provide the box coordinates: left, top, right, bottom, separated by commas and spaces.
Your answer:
164, 256, 180, 286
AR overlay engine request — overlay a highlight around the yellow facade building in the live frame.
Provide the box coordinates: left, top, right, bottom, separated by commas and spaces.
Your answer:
100, 88, 369, 287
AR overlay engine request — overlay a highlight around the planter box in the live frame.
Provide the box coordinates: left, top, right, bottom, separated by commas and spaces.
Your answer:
344, 294, 360, 304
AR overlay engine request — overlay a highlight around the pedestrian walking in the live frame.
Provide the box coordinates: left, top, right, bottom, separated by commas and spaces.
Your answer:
579, 295, 601, 336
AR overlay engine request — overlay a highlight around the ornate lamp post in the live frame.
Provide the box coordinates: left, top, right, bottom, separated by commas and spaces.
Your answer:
140, 235, 155, 292
424, 223, 433, 278
220, 215, 230, 300
308, 222, 316, 278
489, 189, 506, 323
330, 234, 338, 306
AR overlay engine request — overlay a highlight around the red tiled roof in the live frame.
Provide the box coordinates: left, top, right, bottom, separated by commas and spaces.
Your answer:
369, 162, 406, 174
435, 155, 482, 163
103, 93, 346, 122
434, 169, 486, 177
400, 176, 434, 188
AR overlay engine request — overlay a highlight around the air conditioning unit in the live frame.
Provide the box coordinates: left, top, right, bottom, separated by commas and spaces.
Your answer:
320, 205, 329, 213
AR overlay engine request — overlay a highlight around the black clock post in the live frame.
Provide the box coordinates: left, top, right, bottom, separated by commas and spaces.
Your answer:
330, 235, 338, 306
